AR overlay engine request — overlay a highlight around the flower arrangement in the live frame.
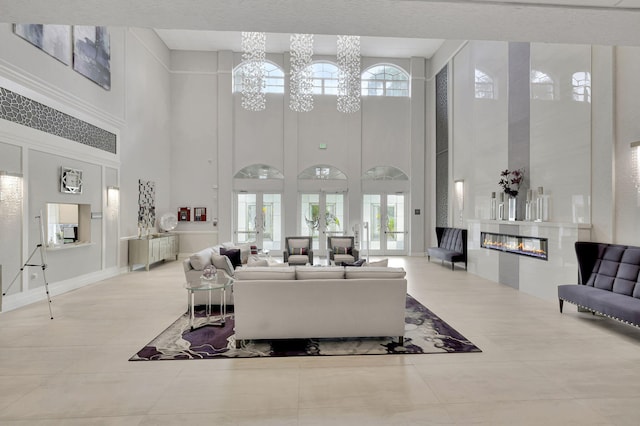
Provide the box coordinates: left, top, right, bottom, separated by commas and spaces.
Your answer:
499, 168, 524, 197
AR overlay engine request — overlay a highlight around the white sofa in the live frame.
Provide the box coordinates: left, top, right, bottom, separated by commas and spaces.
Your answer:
183, 245, 279, 305
232, 265, 407, 347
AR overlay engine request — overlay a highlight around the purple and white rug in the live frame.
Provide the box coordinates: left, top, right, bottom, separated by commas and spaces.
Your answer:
130, 294, 481, 360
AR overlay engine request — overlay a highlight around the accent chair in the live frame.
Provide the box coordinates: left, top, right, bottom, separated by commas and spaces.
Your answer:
328, 235, 359, 265
283, 236, 314, 265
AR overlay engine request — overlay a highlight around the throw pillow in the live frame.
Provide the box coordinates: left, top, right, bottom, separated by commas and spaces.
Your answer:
289, 247, 308, 256
247, 256, 269, 267
189, 248, 214, 271
364, 258, 388, 267
212, 253, 235, 277
220, 247, 242, 269
333, 246, 352, 255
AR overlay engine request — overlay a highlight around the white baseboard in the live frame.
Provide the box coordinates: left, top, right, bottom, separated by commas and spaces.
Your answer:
0, 267, 121, 313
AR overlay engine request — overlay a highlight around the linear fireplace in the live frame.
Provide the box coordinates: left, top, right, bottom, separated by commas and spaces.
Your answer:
481, 231, 548, 260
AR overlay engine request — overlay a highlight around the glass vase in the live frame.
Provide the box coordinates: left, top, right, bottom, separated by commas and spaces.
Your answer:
508, 196, 517, 221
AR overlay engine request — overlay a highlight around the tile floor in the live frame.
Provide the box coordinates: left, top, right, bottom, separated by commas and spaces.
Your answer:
1, 256, 640, 425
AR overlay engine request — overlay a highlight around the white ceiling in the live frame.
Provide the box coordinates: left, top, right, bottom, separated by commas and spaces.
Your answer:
154, 30, 445, 58
2, 0, 640, 58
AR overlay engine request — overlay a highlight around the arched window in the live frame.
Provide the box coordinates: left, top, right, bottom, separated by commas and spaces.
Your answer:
530, 70, 555, 100
310, 62, 340, 95
362, 166, 408, 181
234, 164, 284, 179
475, 69, 495, 99
572, 71, 591, 103
298, 165, 347, 180
361, 64, 410, 97
233, 61, 285, 94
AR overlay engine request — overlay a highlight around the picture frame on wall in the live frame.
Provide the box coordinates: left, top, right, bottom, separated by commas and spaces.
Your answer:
14, 24, 72, 65
73, 25, 111, 90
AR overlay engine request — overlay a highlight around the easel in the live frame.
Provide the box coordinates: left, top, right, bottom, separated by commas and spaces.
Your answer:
2, 213, 53, 319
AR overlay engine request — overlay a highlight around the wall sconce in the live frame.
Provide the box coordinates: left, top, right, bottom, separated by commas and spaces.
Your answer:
0, 171, 23, 206
454, 179, 464, 225
631, 141, 640, 191
107, 186, 120, 208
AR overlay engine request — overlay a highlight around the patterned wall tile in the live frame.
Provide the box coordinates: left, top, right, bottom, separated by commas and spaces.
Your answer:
0, 87, 116, 154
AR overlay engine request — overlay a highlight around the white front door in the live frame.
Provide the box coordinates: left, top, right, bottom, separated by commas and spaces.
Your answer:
300, 192, 346, 256
235, 192, 282, 251
362, 193, 407, 256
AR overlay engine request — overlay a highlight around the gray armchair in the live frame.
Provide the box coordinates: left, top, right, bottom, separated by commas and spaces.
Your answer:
283, 236, 314, 265
327, 236, 359, 265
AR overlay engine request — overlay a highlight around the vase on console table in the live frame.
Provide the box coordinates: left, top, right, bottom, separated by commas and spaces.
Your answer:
508, 195, 517, 221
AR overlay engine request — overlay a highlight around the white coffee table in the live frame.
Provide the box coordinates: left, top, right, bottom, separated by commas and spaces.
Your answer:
184, 274, 234, 331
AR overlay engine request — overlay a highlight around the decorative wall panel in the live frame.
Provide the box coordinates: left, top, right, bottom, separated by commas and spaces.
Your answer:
435, 66, 449, 227
138, 179, 156, 233
0, 87, 116, 154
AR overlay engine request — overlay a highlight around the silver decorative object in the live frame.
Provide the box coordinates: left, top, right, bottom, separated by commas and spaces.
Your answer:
289, 33, 314, 112
241, 32, 266, 111
337, 35, 361, 113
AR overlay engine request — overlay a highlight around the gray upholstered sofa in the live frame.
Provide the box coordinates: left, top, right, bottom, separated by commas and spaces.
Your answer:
427, 227, 467, 270
558, 241, 640, 327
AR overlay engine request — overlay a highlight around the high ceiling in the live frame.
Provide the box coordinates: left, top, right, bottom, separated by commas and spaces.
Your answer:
2, 0, 640, 58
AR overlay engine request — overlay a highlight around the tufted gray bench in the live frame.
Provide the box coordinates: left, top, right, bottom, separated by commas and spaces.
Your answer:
558, 241, 640, 327
427, 227, 467, 270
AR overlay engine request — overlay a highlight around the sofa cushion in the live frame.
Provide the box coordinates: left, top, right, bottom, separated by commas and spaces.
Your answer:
345, 266, 406, 279
295, 266, 345, 280
287, 254, 309, 264
234, 266, 296, 281
331, 238, 353, 249
220, 247, 242, 268
290, 247, 308, 255
212, 253, 235, 277
333, 254, 355, 265
189, 247, 214, 271
288, 238, 310, 250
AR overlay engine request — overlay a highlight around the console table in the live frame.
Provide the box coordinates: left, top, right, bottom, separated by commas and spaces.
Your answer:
128, 234, 179, 271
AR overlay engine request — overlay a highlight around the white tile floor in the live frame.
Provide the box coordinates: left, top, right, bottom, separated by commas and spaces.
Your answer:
1, 256, 640, 425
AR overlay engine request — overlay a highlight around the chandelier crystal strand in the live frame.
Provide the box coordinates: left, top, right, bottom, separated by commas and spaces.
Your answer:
241, 32, 266, 111
289, 33, 314, 112
337, 35, 361, 113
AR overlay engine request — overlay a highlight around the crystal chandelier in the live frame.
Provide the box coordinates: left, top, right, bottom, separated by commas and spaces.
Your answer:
289, 33, 314, 112
337, 35, 361, 113
241, 32, 266, 111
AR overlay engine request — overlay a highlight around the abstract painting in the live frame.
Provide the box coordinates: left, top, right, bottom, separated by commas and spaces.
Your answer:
73, 25, 111, 90
14, 24, 71, 65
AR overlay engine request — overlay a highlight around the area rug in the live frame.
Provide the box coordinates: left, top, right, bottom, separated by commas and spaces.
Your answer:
130, 294, 481, 361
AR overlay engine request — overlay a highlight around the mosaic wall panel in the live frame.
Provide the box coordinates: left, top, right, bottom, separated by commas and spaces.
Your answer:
435, 66, 449, 227
138, 179, 156, 232
0, 87, 116, 154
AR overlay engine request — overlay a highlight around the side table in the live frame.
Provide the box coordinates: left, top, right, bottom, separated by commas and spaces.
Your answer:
184, 274, 234, 331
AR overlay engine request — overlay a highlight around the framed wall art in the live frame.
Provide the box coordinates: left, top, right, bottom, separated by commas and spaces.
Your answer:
73, 25, 111, 90
14, 24, 71, 65
60, 167, 83, 194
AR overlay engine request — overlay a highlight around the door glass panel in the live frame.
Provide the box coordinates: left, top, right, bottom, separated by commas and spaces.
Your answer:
262, 193, 281, 250
386, 194, 405, 251
325, 193, 344, 236
237, 193, 257, 244
301, 193, 320, 249
363, 194, 381, 251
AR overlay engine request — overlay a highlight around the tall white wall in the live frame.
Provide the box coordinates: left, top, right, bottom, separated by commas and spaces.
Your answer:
169, 52, 419, 253
614, 46, 640, 244
0, 26, 172, 310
